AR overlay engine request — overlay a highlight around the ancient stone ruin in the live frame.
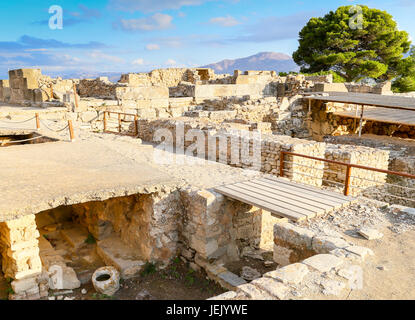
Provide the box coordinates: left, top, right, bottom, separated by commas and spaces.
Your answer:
1, 67, 415, 301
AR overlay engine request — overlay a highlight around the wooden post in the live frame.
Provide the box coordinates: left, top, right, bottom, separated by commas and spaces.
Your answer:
344, 165, 352, 196
35, 113, 40, 130
103, 111, 107, 132
358, 105, 365, 138
279, 151, 285, 177
68, 120, 75, 142
118, 113, 122, 133
73, 83, 79, 111
134, 115, 138, 136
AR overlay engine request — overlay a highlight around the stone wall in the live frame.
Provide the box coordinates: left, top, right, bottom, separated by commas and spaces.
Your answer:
309, 101, 415, 140
345, 81, 393, 95
119, 68, 218, 87
0, 214, 44, 300
193, 83, 275, 101
77, 78, 120, 99
179, 188, 279, 266
137, 118, 326, 186
323, 144, 390, 196
115, 86, 169, 109
71, 191, 182, 265
0, 80, 10, 102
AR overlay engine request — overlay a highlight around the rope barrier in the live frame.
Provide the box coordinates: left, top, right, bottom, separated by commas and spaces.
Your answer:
39, 119, 69, 133
0, 116, 36, 124
0, 135, 46, 145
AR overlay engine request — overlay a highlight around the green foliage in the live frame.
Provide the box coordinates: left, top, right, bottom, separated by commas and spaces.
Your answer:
392, 46, 415, 92
293, 5, 412, 82
304, 71, 346, 83
92, 293, 113, 300
185, 269, 195, 287
141, 262, 157, 277
278, 71, 299, 77
84, 233, 96, 244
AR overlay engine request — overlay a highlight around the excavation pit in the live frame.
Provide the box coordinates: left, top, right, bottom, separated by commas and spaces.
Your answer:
0, 132, 58, 147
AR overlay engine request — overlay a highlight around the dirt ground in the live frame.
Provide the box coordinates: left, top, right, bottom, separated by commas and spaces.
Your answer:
225, 251, 277, 278
345, 227, 415, 300
50, 258, 225, 301
308, 224, 415, 300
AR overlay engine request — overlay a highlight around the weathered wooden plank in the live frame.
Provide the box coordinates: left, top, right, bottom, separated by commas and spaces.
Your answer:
224, 184, 319, 216
240, 180, 334, 212
214, 185, 308, 221
334, 108, 415, 127
308, 93, 415, 112
262, 177, 354, 202
231, 182, 326, 214
252, 179, 347, 208
245, 180, 341, 210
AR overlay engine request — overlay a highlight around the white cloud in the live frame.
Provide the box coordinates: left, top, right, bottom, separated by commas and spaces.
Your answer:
166, 59, 177, 66
145, 43, 160, 50
117, 13, 173, 31
232, 11, 318, 42
209, 15, 240, 27
132, 58, 145, 65
109, 0, 209, 13
88, 50, 124, 63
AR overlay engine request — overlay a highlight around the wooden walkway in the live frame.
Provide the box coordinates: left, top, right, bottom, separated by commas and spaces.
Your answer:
334, 107, 415, 127
214, 177, 356, 222
307, 92, 415, 112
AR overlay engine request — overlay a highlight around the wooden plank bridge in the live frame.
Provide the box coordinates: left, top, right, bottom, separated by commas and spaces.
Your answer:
214, 177, 356, 222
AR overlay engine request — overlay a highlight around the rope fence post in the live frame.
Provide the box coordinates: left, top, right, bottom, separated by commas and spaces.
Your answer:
134, 115, 138, 136
35, 113, 40, 130
103, 111, 107, 132
118, 113, 121, 133
73, 83, 79, 111
68, 120, 75, 142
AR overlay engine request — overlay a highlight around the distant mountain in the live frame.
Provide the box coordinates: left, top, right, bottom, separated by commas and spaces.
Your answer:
52, 71, 123, 82
202, 52, 300, 75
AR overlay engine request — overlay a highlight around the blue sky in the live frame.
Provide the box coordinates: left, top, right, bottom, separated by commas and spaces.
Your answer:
0, 0, 414, 78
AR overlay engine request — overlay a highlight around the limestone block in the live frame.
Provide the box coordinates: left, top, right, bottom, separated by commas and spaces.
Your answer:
11, 277, 38, 294
207, 291, 238, 300
116, 86, 169, 100
314, 83, 348, 92
264, 263, 309, 285
344, 246, 374, 260
236, 283, 275, 300
302, 254, 343, 273
274, 222, 315, 250
250, 277, 289, 300
217, 271, 247, 291
97, 236, 146, 279
273, 244, 293, 266
311, 236, 350, 253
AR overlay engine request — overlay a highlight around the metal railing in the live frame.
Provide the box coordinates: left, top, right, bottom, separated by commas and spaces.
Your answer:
103, 111, 139, 136
280, 150, 415, 197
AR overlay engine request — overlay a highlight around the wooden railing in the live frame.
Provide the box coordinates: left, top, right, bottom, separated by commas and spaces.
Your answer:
103, 111, 139, 136
280, 151, 415, 196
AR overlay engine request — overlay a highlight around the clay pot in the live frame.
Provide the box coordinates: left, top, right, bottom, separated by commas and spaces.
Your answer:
92, 266, 120, 296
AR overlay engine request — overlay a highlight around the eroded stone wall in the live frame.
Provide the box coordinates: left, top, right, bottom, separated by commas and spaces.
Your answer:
0, 214, 44, 300
71, 191, 182, 265
323, 144, 390, 196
